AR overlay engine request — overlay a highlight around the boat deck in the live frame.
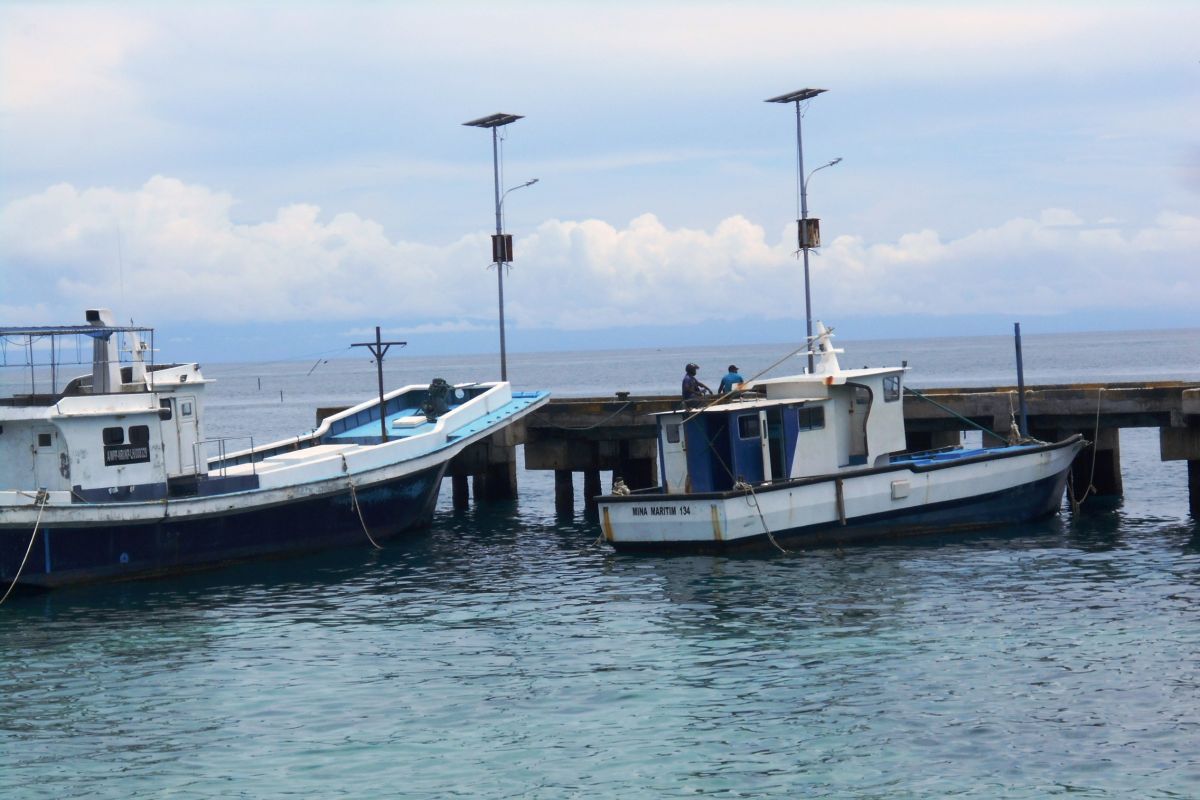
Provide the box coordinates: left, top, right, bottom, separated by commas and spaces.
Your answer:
325, 406, 435, 441
891, 444, 1032, 467
206, 391, 550, 479
325, 391, 548, 444
444, 392, 548, 442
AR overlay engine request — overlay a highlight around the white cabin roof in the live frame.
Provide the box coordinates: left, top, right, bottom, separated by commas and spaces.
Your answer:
698, 396, 829, 413
750, 364, 907, 389
653, 396, 828, 417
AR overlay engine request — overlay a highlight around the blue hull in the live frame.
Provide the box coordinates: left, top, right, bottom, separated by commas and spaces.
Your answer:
611, 468, 1072, 555
0, 464, 447, 590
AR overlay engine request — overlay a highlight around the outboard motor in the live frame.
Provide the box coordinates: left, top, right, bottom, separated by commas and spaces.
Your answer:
421, 378, 452, 421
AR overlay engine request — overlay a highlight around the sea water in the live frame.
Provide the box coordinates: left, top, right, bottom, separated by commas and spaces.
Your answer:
2, 329, 1199, 798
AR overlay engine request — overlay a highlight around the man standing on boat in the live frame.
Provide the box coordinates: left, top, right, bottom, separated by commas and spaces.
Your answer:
682, 363, 711, 405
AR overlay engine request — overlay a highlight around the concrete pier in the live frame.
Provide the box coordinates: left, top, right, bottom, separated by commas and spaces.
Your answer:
323, 382, 1200, 516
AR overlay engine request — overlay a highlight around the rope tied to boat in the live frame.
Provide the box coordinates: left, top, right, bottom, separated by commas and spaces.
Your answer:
1005, 391, 1049, 446
341, 454, 382, 550
0, 489, 50, 606
904, 386, 1009, 443
1068, 388, 1104, 514
734, 480, 789, 555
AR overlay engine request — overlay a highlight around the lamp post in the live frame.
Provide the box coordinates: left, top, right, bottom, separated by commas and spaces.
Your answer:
501, 178, 539, 216
805, 157, 842, 196
463, 112, 525, 382
765, 88, 834, 373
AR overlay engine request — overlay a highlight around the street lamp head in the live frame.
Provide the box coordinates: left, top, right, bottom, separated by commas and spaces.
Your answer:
805, 157, 843, 188
463, 113, 524, 129
500, 178, 540, 210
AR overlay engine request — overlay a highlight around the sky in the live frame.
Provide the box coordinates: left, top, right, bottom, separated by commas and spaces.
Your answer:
1, 1, 1198, 364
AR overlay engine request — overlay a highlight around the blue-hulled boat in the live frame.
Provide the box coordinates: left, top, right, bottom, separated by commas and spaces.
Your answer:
0, 310, 549, 591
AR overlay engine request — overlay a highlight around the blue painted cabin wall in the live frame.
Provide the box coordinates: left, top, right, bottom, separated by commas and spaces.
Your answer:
783, 407, 800, 477
729, 412, 763, 484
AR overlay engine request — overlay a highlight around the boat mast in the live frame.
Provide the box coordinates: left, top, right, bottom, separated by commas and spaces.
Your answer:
351, 326, 406, 443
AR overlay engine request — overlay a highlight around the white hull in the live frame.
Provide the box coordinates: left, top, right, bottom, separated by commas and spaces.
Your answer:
0, 387, 546, 530
600, 438, 1085, 551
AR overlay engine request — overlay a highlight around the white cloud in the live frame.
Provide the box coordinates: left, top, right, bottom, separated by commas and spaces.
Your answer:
2, 177, 1197, 333
818, 211, 1200, 317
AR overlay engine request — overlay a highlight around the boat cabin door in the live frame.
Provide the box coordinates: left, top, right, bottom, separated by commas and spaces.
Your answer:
32, 425, 63, 489
849, 384, 871, 465
659, 419, 689, 493
758, 407, 786, 482
159, 395, 201, 476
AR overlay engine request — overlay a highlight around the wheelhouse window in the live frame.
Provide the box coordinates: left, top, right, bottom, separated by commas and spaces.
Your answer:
159, 399, 173, 420
129, 425, 150, 447
102, 427, 124, 445
737, 414, 760, 439
797, 406, 825, 431
884, 375, 901, 402
664, 423, 681, 444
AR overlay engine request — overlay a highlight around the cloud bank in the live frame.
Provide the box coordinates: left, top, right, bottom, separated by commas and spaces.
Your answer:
1, 177, 1196, 332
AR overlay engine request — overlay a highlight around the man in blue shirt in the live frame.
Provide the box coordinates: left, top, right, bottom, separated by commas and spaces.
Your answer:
719, 364, 745, 394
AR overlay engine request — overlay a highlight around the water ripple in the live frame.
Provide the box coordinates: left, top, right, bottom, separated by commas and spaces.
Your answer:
3, 382, 1199, 797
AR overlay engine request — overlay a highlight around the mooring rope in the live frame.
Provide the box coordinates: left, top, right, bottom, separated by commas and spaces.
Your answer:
341, 455, 382, 550
734, 480, 789, 554
1068, 388, 1104, 513
1003, 390, 1049, 445
904, 386, 1008, 442
0, 490, 49, 606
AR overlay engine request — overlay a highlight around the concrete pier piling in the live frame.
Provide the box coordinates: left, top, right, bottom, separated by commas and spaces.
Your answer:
554, 469, 574, 516
1189, 461, 1200, 518
451, 473, 470, 510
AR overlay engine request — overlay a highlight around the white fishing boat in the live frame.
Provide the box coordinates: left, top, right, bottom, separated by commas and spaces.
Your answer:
596, 323, 1085, 552
0, 309, 549, 590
